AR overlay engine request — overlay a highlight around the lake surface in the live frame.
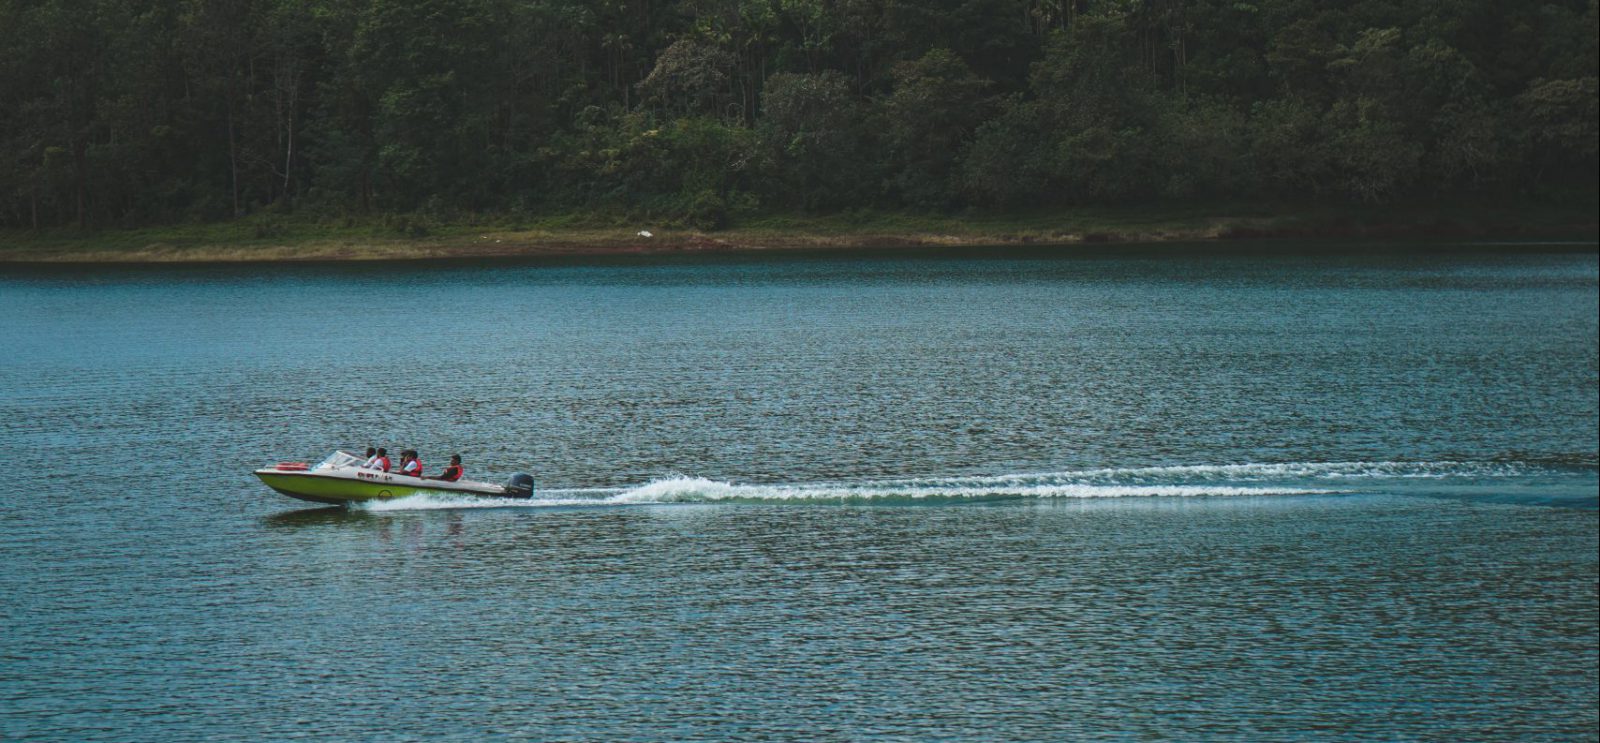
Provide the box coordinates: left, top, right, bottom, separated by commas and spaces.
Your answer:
2, 243, 1596, 740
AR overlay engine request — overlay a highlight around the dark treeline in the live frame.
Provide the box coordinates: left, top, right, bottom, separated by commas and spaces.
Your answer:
2, 0, 1596, 230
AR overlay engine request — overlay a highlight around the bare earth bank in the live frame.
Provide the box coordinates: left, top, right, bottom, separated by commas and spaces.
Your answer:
2, 208, 1594, 263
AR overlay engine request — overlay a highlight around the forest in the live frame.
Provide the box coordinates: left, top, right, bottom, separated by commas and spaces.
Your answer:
2, 0, 1596, 231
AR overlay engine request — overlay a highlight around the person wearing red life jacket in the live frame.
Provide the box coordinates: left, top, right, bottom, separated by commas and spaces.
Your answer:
429, 455, 464, 482
365, 447, 391, 472
400, 449, 423, 478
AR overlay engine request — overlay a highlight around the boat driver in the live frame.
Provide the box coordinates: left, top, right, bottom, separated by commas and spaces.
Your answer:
364, 447, 391, 472
428, 455, 464, 482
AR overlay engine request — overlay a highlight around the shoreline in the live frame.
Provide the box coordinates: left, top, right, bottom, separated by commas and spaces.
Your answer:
2, 207, 1595, 264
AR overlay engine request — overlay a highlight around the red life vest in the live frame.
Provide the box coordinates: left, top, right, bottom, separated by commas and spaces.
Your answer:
404, 458, 423, 477
375, 456, 391, 472
440, 464, 463, 482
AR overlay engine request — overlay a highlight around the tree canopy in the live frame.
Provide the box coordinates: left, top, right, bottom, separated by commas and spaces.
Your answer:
1, 0, 1595, 229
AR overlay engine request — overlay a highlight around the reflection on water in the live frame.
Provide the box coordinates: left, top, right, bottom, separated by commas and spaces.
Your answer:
0, 244, 1595, 740
261, 506, 359, 527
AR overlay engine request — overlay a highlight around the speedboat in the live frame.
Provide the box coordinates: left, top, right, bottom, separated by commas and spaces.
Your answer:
254, 451, 535, 506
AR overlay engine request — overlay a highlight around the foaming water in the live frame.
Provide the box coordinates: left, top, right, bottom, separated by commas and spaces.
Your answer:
612, 478, 1327, 502
353, 460, 1590, 511
357, 480, 1329, 511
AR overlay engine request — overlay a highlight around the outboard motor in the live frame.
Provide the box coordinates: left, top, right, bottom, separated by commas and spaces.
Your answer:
503, 473, 535, 499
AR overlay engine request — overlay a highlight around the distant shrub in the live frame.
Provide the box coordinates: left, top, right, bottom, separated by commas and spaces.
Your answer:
378, 214, 433, 238
251, 218, 287, 239
683, 189, 727, 230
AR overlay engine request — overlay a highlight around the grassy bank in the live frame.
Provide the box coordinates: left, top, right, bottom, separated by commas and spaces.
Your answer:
1, 202, 1594, 263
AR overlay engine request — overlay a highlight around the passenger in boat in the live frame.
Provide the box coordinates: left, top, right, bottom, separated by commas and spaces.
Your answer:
400, 450, 423, 478
429, 455, 464, 482
365, 447, 391, 472
361, 447, 378, 467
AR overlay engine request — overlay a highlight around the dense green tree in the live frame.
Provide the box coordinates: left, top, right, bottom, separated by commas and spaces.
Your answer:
0, 0, 1595, 228
1151, 96, 1251, 199
1516, 76, 1600, 190
758, 70, 872, 209
1029, 15, 1162, 202
958, 98, 1051, 206
879, 48, 994, 208
637, 38, 740, 119
1247, 96, 1333, 196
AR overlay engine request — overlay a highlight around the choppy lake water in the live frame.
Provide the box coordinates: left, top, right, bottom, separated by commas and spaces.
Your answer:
2, 243, 1596, 740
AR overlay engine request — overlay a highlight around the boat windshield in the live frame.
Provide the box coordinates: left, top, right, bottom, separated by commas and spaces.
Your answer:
316, 451, 366, 470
